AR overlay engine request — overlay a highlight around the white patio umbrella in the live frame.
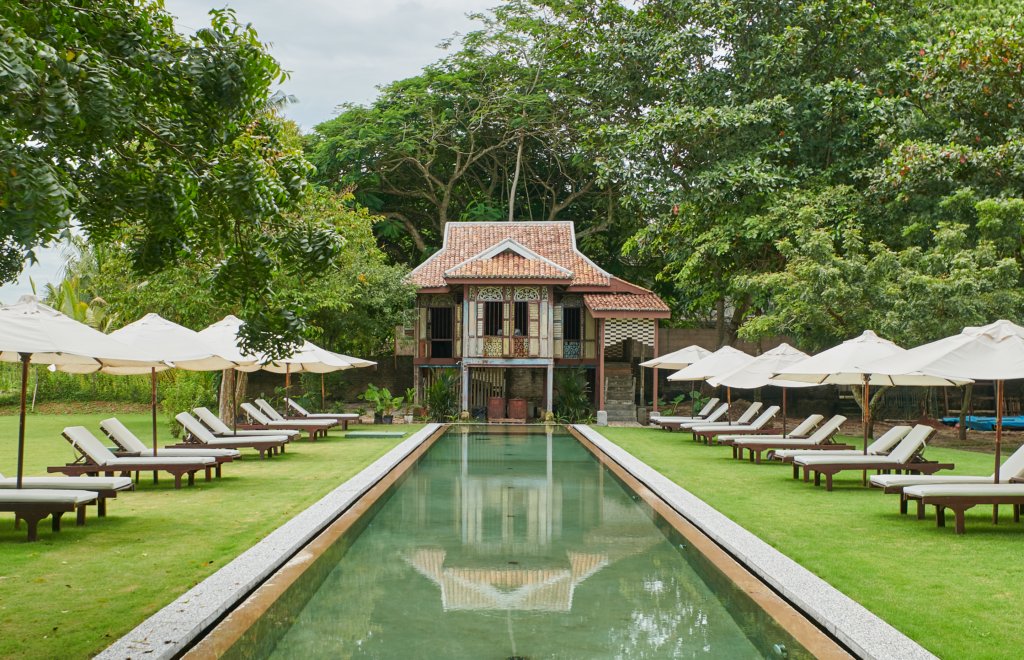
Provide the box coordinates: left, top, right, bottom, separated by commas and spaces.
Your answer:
197, 315, 263, 431
668, 346, 755, 422
0, 295, 165, 487
109, 314, 237, 456
708, 343, 818, 437
859, 320, 1024, 483
640, 345, 712, 413
774, 330, 967, 460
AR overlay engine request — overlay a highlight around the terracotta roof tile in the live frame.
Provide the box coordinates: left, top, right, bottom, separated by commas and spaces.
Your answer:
583, 293, 670, 313
409, 222, 610, 287
445, 252, 573, 279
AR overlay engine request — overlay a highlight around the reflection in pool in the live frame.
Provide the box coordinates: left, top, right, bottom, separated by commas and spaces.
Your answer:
223, 426, 816, 659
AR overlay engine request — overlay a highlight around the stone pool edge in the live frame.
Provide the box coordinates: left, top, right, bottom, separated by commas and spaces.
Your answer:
573, 424, 938, 660
95, 424, 444, 660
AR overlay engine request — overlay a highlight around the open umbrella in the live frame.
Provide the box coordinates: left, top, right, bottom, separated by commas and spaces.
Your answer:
668, 346, 755, 422
707, 343, 817, 437
774, 330, 966, 469
109, 314, 237, 456
196, 316, 262, 431
640, 345, 712, 413
859, 320, 1024, 483
0, 296, 164, 487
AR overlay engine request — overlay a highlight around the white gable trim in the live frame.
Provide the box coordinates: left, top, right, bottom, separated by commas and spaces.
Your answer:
443, 237, 574, 276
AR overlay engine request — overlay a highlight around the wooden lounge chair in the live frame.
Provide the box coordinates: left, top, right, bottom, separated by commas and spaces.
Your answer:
256, 399, 338, 430
770, 422, 905, 472
794, 425, 953, 491
287, 398, 359, 430
870, 441, 1024, 516
716, 414, 824, 445
0, 472, 132, 518
691, 405, 779, 444
651, 397, 720, 424
902, 484, 1024, 534
240, 403, 331, 442
173, 413, 289, 459
0, 489, 98, 542
193, 407, 300, 439
657, 403, 729, 432
100, 417, 238, 478
730, 415, 852, 464
51, 427, 215, 489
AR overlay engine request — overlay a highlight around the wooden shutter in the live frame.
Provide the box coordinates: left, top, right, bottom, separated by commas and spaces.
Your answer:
418, 306, 428, 358
584, 308, 596, 359
502, 302, 511, 356
528, 301, 540, 356
553, 304, 563, 359
455, 303, 463, 357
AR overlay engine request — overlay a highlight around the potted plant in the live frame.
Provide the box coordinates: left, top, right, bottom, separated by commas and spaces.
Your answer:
378, 387, 404, 424
402, 388, 416, 424
358, 385, 385, 424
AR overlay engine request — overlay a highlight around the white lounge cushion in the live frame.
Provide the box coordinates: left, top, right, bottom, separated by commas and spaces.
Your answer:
795, 425, 932, 466
177, 412, 291, 444
0, 474, 132, 490
193, 407, 299, 438
287, 398, 358, 419
903, 484, 1024, 498
254, 400, 333, 426
100, 418, 240, 458
870, 475, 1000, 489
768, 425, 910, 455
721, 414, 826, 442
0, 489, 98, 504
64, 427, 215, 466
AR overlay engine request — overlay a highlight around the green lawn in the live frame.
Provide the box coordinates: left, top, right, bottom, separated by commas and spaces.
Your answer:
0, 413, 419, 660
600, 426, 1024, 660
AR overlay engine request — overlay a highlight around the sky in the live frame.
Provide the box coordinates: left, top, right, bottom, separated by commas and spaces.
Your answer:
0, 0, 494, 305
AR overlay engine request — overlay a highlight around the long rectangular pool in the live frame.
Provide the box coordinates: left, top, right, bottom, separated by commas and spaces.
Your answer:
187, 425, 848, 660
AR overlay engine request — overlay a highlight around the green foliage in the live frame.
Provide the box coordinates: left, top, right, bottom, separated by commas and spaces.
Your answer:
159, 371, 217, 437
0, 1, 341, 356
425, 369, 460, 422
0, 363, 150, 406
553, 366, 592, 423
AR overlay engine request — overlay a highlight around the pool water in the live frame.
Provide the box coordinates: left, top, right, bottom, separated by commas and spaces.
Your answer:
222, 426, 816, 659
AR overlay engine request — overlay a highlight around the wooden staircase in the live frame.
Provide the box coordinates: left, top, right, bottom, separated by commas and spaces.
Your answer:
603, 362, 636, 422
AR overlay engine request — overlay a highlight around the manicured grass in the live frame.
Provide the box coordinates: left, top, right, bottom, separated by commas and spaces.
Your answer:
0, 413, 419, 660
600, 426, 1024, 660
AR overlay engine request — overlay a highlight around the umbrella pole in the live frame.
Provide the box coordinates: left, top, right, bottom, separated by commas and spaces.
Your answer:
783, 389, 787, 437
16, 353, 30, 489
322, 373, 325, 412
286, 364, 290, 402
232, 370, 237, 433
727, 387, 731, 425
151, 368, 158, 457
995, 379, 1004, 486
862, 374, 870, 486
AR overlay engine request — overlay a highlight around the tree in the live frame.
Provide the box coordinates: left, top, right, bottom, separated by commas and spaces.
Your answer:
0, 1, 339, 356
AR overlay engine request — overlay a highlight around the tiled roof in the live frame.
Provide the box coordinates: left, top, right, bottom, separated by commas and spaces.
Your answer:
583, 293, 670, 312
409, 222, 610, 288
445, 251, 574, 279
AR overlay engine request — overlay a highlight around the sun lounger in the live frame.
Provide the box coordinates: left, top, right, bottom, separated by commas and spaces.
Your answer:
256, 399, 337, 429
716, 414, 824, 444
0, 489, 99, 541
691, 405, 779, 444
870, 441, 1024, 515
173, 413, 289, 459
902, 484, 1024, 534
652, 398, 720, 423
771, 423, 906, 471
658, 403, 729, 431
0, 471, 132, 518
100, 418, 238, 478
193, 407, 300, 439
731, 415, 852, 464
287, 398, 359, 429
794, 425, 953, 491
240, 403, 332, 441
51, 427, 215, 489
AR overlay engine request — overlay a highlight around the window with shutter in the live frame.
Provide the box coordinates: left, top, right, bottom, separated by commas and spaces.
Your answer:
553, 304, 563, 359
528, 301, 540, 356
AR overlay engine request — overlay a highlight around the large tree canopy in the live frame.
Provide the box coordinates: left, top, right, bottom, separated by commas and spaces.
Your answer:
0, 1, 339, 356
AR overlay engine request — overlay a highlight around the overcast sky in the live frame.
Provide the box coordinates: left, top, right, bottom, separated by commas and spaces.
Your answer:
0, 0, 493, 304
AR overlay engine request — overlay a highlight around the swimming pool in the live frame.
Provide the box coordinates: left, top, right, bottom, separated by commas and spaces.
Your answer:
184, 425, 848, 660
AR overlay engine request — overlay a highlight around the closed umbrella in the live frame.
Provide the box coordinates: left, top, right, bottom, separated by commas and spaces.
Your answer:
859, 320, 1024, 483
774, 330, 966, 473
640, 345, 712, 414
668, 346, 755, 422
0, 296, 164, 487
109, 314, 237, 456
708, 343, 817, 437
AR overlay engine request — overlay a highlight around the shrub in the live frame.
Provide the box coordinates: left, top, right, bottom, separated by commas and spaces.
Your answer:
554, 366, 592, 423
425, 369, 459, 422
161, 371, 218, 437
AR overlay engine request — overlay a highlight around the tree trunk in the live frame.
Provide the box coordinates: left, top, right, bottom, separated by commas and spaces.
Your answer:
853, 384, 890, 439
218, 369, 234, 424
958, 383, 973, 442
508, 128, 524, 222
